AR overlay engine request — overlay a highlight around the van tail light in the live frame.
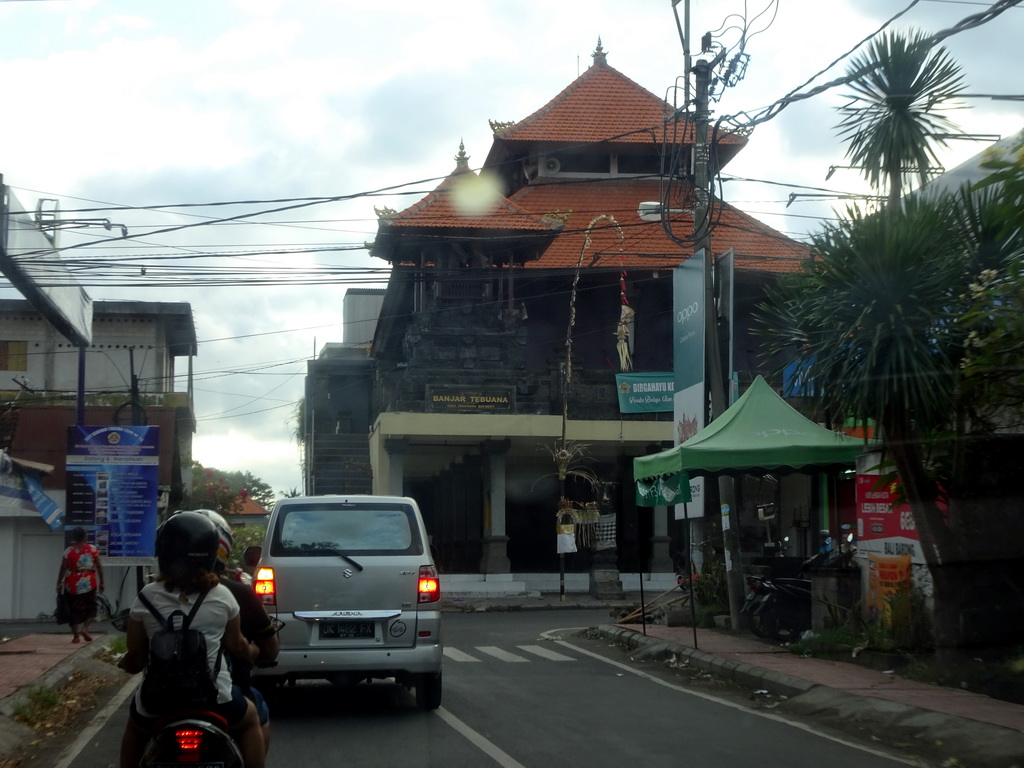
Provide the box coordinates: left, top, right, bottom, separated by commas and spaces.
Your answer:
417, 565, 440, 604
254, 567, 276, 606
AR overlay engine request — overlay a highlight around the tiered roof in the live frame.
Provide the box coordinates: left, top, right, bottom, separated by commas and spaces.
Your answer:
379, 143, 562, 233
510, 180, 809, 272
487, 41, 743, 153
379, 42, 809, 274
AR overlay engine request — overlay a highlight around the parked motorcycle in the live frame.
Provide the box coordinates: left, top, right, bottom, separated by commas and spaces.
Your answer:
140, 712, 244, 768
741, 571, 813, 640
741, 548, 855, 641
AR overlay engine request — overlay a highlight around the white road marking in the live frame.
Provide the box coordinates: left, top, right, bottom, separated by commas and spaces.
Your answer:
516, 644, 576, 661
55, 675, 139, 768
443, 646, 482, 662
475, 645, 529, 662
435, 707, 528, 768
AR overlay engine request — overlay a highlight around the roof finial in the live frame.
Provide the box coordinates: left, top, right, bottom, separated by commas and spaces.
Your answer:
454, 139, 470, 170
592, 37, 607, 66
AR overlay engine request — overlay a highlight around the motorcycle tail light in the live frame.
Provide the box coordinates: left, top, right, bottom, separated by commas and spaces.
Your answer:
174, 727, 204, 754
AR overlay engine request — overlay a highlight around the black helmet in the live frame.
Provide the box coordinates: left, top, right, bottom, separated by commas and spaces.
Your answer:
191, 509, 234, 572
156, 511, 219, 582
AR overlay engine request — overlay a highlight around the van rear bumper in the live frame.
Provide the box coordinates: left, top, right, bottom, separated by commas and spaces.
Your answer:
254, 640, 443, 679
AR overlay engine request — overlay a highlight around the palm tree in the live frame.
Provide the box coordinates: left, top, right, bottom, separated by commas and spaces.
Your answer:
758, 194, 964, 554
836, 29, 965, 206
757, 184, 1024, 659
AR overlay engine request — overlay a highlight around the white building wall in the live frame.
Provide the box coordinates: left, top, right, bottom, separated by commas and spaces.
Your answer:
1, 311, 177, 394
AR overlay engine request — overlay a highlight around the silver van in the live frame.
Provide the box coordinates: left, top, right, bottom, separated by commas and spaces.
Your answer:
251, 495, 442, 709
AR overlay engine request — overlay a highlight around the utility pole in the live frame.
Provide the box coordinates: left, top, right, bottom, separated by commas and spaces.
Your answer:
692, 56, 745, 631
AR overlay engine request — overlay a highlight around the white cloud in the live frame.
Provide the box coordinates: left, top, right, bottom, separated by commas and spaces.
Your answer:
3, 0, 1022, 496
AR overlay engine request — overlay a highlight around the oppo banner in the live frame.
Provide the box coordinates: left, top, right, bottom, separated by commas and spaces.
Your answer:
673, 253, 706, 519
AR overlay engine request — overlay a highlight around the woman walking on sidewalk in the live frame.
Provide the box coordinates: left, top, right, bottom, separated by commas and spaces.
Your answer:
57, 527, 104, 643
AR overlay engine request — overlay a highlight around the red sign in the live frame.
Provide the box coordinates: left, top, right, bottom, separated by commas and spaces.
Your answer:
855, 471, 923, 563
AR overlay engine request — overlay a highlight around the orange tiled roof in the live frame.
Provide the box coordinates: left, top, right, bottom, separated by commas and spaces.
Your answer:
508, 179, 810, 273
383, 145, 562, 232
236, 497, 269, 516
492, 44, 744, 150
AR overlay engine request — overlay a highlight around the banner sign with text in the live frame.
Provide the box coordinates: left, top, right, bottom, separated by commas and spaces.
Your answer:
673, 254, 706, 519
855, 451, 924, 564
427, 386, 514, 413
635, 472, 692, 507
66, 425, 160, 564
615, 373, 673, 413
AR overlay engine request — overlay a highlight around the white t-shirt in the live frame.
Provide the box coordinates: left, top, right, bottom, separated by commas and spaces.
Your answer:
129, 581, 240, 714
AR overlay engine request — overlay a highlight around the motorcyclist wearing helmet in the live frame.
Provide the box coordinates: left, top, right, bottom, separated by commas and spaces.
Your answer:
192, 508, 279, 751
118, 511, 266, 768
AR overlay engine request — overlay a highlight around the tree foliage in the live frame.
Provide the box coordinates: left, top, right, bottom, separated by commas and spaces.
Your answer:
760, 20, 1024, 658
958, 137, 1024, 428
757, 160, 1024, 655
836, 29, 965, 206
190, 460, 276, 514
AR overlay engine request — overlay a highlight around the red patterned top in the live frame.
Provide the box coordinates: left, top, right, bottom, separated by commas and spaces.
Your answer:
63, 543, 100, 595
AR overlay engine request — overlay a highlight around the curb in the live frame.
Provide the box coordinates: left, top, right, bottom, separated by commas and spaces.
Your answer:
0, 638, 120, 761
595, 623, 815, 699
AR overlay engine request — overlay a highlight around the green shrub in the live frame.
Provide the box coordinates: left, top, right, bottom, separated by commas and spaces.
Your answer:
13, 685, 62, 725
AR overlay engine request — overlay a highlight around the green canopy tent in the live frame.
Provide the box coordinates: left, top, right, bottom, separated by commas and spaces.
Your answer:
634, 375, 869, 484
632, 376, 869, 643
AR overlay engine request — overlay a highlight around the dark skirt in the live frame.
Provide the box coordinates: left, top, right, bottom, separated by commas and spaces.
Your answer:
67, 590, 97, 625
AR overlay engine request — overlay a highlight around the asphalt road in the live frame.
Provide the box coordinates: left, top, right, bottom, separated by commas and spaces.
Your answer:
57, 609, 923, 768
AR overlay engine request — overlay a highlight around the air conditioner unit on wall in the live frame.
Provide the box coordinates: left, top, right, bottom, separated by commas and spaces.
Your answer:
542, 156, 561, 176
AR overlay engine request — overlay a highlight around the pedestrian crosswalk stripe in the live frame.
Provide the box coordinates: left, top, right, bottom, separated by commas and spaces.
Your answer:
476, 646, 529, 662
442, 645, 579, 663
516, 644, 576, 661
443, 647, 481, 662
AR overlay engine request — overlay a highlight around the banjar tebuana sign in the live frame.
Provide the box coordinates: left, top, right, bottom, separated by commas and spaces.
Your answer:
427, 386, 514, 413
615, 373, 673, 413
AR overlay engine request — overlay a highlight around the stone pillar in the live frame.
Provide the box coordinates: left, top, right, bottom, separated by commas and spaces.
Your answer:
480, 440, 511, 574
589, 482, 624, 599
439, 468, 455, 572
451, 458, 478, 571
649, 504, 674, 573
384, 438, 406, 497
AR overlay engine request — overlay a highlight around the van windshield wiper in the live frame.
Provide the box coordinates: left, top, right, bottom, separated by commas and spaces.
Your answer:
322, 549, 364, 571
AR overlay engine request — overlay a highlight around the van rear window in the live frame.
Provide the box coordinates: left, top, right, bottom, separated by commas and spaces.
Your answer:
270, 501, 423, 556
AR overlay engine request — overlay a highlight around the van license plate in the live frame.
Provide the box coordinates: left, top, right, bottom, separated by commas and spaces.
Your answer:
319, 621, 375, 639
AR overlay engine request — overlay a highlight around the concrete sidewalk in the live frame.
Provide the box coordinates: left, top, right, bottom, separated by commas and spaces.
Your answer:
3, 597, 1024, 766
0, 620, 123, 761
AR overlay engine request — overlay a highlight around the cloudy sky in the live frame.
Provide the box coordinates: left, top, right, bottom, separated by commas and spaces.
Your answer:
1, 0, 1021, 499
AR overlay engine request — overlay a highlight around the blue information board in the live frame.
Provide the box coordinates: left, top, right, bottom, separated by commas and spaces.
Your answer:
66, 425, 160, 564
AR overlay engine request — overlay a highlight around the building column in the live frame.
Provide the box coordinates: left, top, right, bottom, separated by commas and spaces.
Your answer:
451, 459, 472, 571
480, 439, 511, 574
384, 438, 405, 497
589, 481, 624, 599
649, 504, 673, 573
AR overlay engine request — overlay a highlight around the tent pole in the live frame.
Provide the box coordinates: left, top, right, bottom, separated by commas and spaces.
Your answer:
685, 501, 698, 649
637, 524, 647, 636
